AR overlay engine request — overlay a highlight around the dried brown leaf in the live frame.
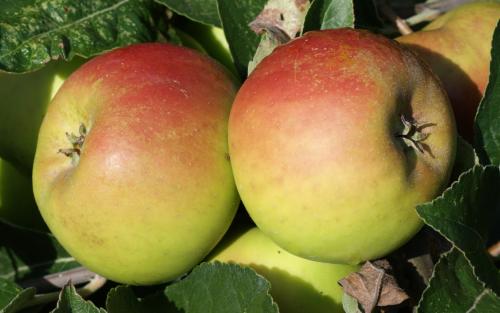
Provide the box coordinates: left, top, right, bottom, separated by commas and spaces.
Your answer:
249, 0, 310, 43
339, 260, 409, 313
247, 0, 311, 74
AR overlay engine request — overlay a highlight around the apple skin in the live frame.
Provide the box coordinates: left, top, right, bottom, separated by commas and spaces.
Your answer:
0, 58, 86, 174
229, 28, 457, 264
209, 227, 359, 313
396, 1, 500, 142
33, 43, 240, 285
0, 157, 46, 230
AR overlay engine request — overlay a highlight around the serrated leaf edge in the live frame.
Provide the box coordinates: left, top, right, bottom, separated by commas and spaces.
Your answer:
0, 286, 36, 313
49, 283, 105, 313
166, 261, 280, 312
416, 248, 498, 312
473, 20, 499, 127
415, 165, 499, 299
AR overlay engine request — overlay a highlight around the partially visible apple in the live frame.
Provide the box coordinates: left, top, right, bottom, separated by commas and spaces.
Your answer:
0, 58, 86, 173
229, 28, 456, 265
0, 157, 46, 230
209, 227, 359, 313
397, 1, 500, 142
33, 43, 239, 285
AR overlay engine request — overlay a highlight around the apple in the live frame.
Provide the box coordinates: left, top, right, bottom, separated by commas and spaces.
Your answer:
229, 28, 457, 265
0, 57, 86, 174
33, 43, 239, 285
396, 1, 500, 142
209, 227, 359, 313
0, 157, 46, 230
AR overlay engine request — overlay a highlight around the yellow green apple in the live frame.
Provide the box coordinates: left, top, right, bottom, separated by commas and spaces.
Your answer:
209, 227, 359, 313
33, 43, 240, 285
396, 1, 500, 142
0, 58, 86, 173
229, 29, 457, 265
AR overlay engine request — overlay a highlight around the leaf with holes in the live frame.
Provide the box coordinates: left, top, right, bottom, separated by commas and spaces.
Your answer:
0, 0, 159, 73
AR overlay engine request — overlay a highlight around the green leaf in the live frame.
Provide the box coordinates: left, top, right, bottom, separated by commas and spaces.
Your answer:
342, 292, 361, 313
155, 0, 220, 27
304, 0, 354, 32
418, 248, 500, 313
467, 291, 500, 313
0, 0, 159, 73
0, 221, 80, 283
217, 0, 267, 78
165, 262, 279, 313
0, 279, 36, 313
106, 286, 180, 313
51, 284, 105, 313
416, 165, 500, 293
475, 21, 500, 166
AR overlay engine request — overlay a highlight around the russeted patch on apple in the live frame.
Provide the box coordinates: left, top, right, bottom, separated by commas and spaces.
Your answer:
32, 43, 240, 285
229, 28, 457, 264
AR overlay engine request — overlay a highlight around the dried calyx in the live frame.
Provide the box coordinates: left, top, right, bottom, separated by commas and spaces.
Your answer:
59, 123, 87, 164
396, 115, 431, 153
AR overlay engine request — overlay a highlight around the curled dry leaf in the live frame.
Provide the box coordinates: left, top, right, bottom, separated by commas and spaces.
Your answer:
247, 0, 311, 74
339, 260, 409, 313
249, 0, 310, 42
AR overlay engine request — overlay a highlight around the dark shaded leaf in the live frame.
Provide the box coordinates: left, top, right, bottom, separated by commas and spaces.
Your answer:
417, 165, 500, 293
451, 136, 479, 181
0, 221, 79, 285
217, 0, 268, 78
418, 248, 500, 313
353, 0, 383, 31
106, 286, 180, 313
475, 21, 500, 166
